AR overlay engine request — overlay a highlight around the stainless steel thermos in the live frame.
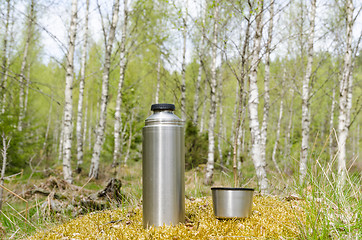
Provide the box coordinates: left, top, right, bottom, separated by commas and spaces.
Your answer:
142, 103, 185, 228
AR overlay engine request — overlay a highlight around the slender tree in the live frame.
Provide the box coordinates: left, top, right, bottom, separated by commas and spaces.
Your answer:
337, 0, 353, 182
18, 0, 35, 132
260, 0, 275, 168
300, 0, 317, 184
0, 0, 11, 114
89, 0, 120, 179
180, 0, 188, 121
76, 0, 90, 173
62, 0, 78, 183
204, 0, 219, 185
113, 0, 129, 167
248, 0, 268, 193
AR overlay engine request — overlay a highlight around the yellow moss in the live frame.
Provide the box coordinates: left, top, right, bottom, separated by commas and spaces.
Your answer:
28, 196, 305, 239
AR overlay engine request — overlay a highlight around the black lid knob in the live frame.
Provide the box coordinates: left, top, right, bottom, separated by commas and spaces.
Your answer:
151, 103, 175, 111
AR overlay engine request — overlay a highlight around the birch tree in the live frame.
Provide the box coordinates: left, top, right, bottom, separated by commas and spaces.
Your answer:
299, 0, 316, 184
89, 0, 120, 179
18, 0, 35, 132
0, 0, 11, 114
180, 0, 188, 121
76, 0, 90, 173
337, 0, 353, 182
204, 0, 219, 185
248, 0, 268, 193
260, 0, 275, 167
193, 2, 206, 126
113, 0, 129, 167
62, 0, 78, 183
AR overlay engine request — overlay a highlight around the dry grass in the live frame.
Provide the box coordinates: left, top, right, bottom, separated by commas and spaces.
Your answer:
28, 195, 305, 239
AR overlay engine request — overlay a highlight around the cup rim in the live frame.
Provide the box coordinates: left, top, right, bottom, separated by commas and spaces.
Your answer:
211, 187, 254, 191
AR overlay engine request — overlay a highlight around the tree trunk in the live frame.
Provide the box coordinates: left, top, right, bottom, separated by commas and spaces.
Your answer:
260, 0, 274, 168
248, 0, 268, 193
200, 78, 207, 133
329, 84, 336, 162
0, 0, 11, 114
300, 0, 316, 184
193, 15, 205, 126
62, 0, 78, 184
76, 0, 90, 173
18, 0, 35, 132
113, 0, 128, 167
337, 0, 353, 182
89, 0, 120, 179
272, 97, 283, 174
284, 88, 294, 160
204, 0, 219, 185
180, 0, 188, 121
155, 57, 161, 103
0, 134, 11, 211
217, 62, 224, 167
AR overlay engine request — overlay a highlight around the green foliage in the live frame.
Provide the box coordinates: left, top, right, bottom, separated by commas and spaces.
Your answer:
184, 121, 208, 170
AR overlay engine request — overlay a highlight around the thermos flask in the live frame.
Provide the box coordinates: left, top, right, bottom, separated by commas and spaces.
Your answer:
142, 103, 185, 228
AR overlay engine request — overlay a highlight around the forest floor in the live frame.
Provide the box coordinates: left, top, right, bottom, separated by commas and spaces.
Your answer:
1, 161, 362, 239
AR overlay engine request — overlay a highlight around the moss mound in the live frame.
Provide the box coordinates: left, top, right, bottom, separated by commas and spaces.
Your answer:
29, 195, 305, 239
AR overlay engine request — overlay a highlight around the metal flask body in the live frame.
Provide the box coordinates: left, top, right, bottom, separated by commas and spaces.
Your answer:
142, 103, 185, 228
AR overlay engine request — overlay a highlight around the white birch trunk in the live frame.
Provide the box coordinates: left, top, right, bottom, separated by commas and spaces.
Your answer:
193, 20, 205, 126
180, 0, 188, 121
0, 134, 10, 210
18, 0, 35, 132
272, 98, 283, 174
337, 0, 353, 182
200, 79, 207, 133
217, 64, 224, 167
284, 88, 294, 159
76, 0, 89, 173
248, 0, 268, 193
260, 0, 274, 166
58, 116, 64, 162
204, 1, 219, 185
113, 0, 128, 167
62, 0, 78, 184
329, 85, 336, 162
124, 112, 134, 166
155, 57, 161, 103
0, 0, 11, 114
90, 0, 120, 179
24, 62, 31, 118
300, 0, 316, 184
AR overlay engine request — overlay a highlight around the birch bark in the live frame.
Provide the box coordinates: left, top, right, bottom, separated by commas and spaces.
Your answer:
0, 0, 11, 114
113, 0, 128, 167
155, 57, 161, 103
89, 0, 120, 179
260, 0, 274, 166
180, 0, 188, 121
193, 13, 205, 126
18, 0, 35, 132
76, 0, 90, 173
62, 0, 78, 183
272, 98, 283, 174
248, 0, 268, 193
300, 0, 316, 184
329, 84, 336, 162
204, 0, 219, 185
337, 0, 353, 181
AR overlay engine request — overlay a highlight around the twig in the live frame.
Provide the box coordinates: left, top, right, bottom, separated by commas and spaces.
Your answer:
0, 184, 28, 220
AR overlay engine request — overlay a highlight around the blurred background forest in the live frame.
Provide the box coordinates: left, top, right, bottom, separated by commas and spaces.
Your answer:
0, 0, 362, 196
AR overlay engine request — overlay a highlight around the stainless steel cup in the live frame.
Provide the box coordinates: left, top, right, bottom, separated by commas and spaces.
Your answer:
142, 103, 185, 228
211, 187, 254, 219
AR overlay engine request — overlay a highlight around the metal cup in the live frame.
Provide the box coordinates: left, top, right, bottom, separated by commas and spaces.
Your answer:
211, 187, 254, 219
